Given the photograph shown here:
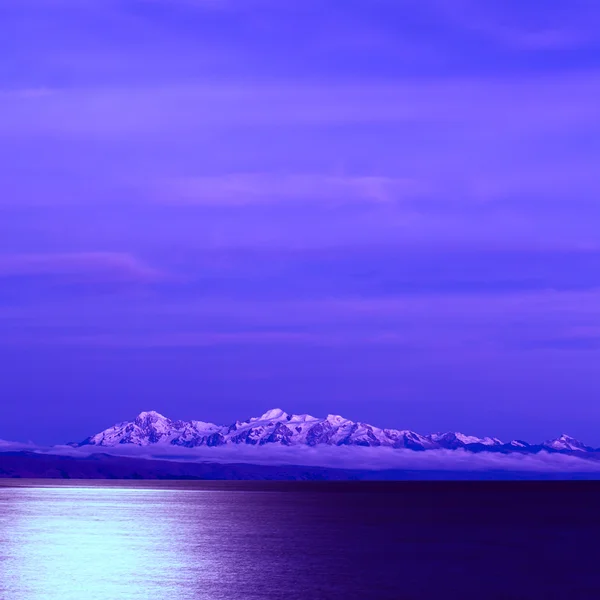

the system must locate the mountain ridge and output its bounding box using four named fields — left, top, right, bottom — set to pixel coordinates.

left=78, top=409, right=599, bottom=456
